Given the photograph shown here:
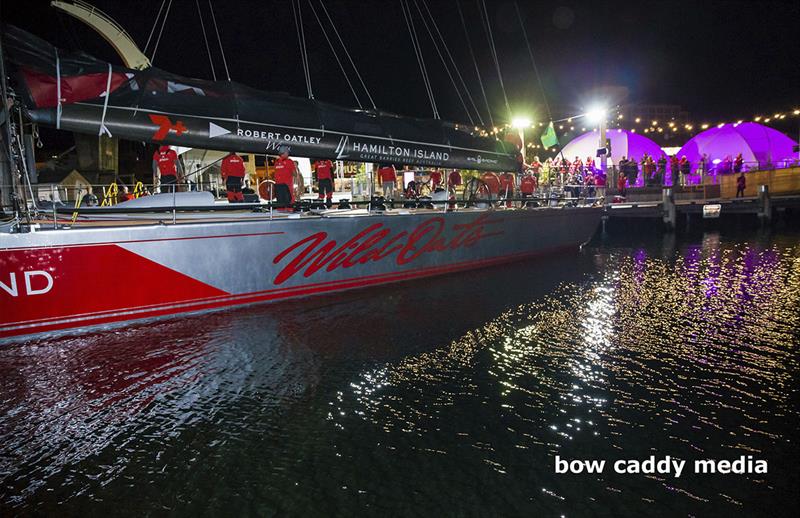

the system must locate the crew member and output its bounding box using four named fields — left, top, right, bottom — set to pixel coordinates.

left=429, top=168, right=443, bottom=189
left=118, top=185, right=135, bottom=203
left=274, top=147, right=296, bottom=208
left=152, top=145, right=183, bottom=193
left=221, top=151, right=246, bottom=203
left=81, top=188, right=99, bottom=207
left=378, top=163, right=397, bottom=199
left=481, top=172, right=501, bottom=200
left=520, top=173, right=537, bottom=199
left=314, top=158, right=335, bottom=207
left=448, top=169, right=462, bottom=189
left=499, top=172, right=515, bottom=207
